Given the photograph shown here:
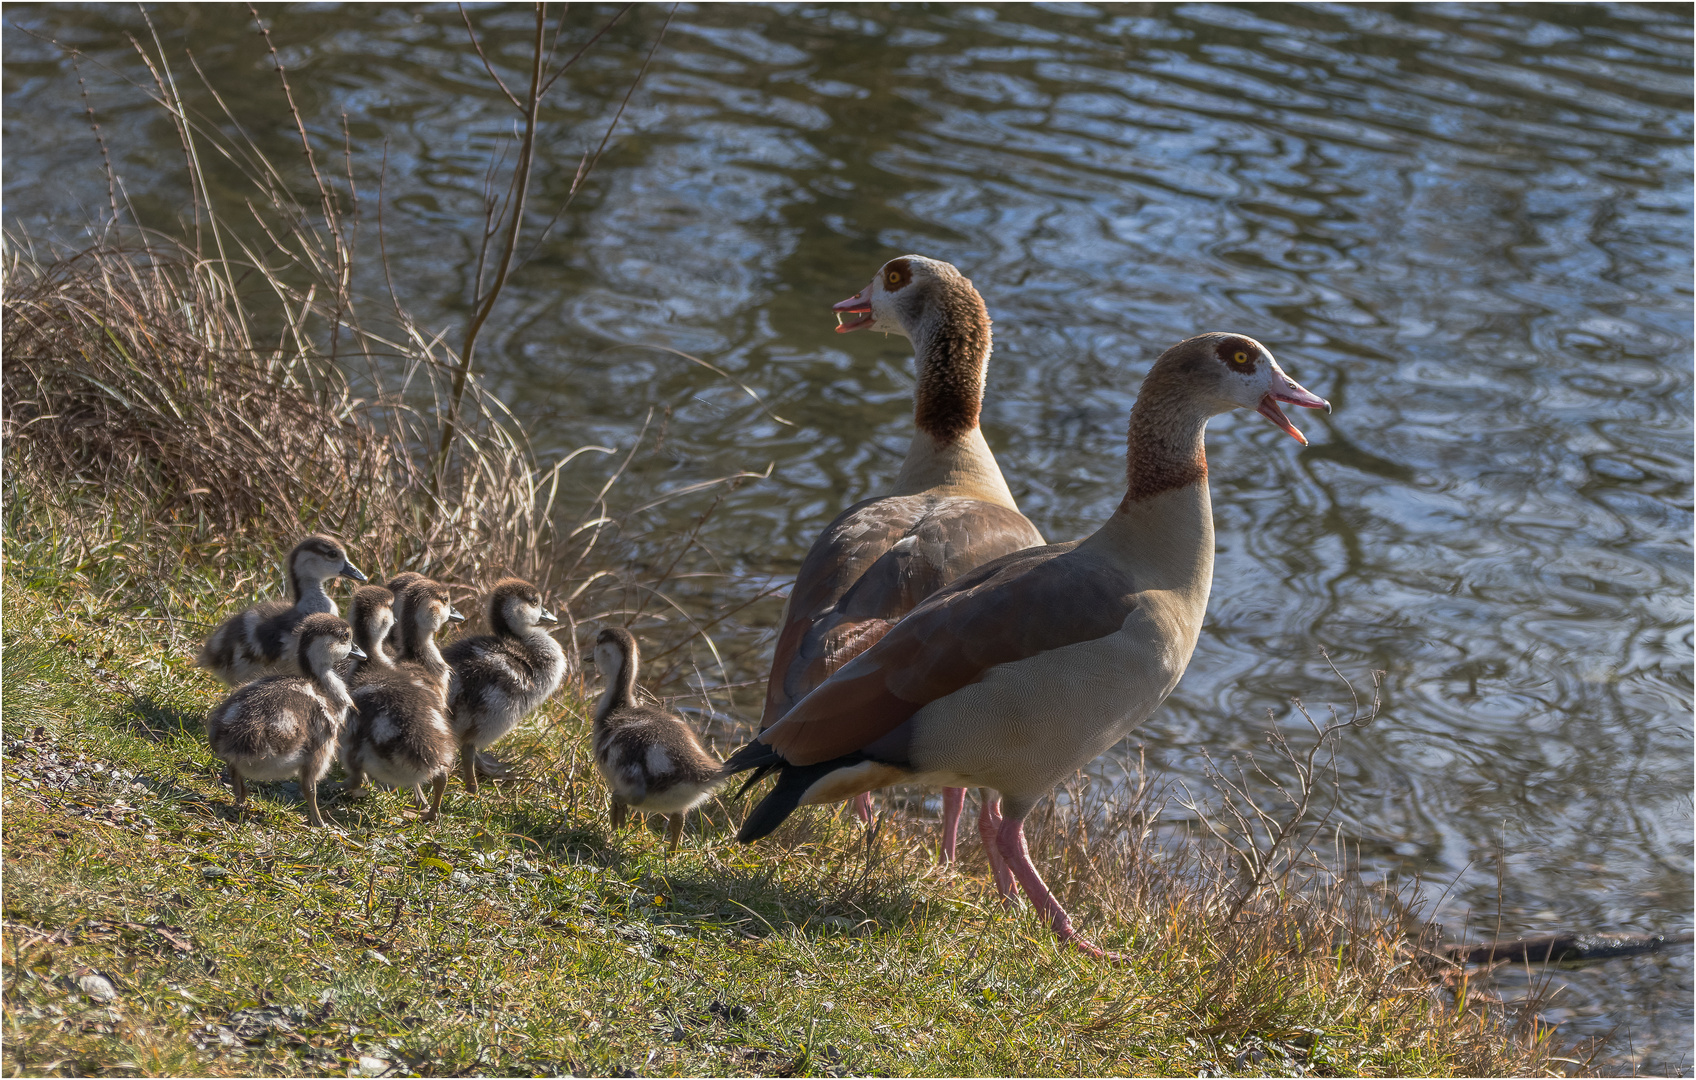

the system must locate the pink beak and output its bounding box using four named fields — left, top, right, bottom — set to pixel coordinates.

left=832, top=285, right=875, bottom=334
left=1255, top=365, right=1330, bottom=445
